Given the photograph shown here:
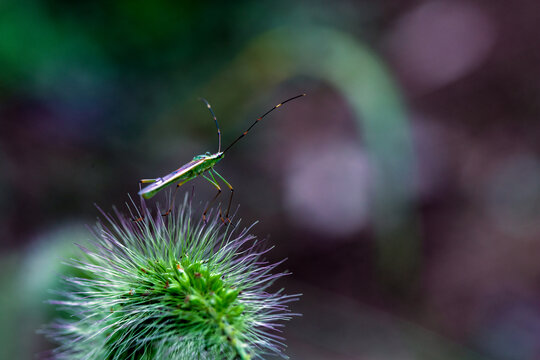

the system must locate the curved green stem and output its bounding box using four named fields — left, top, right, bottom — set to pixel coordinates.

left=194, top=25, right=420, bottom=288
